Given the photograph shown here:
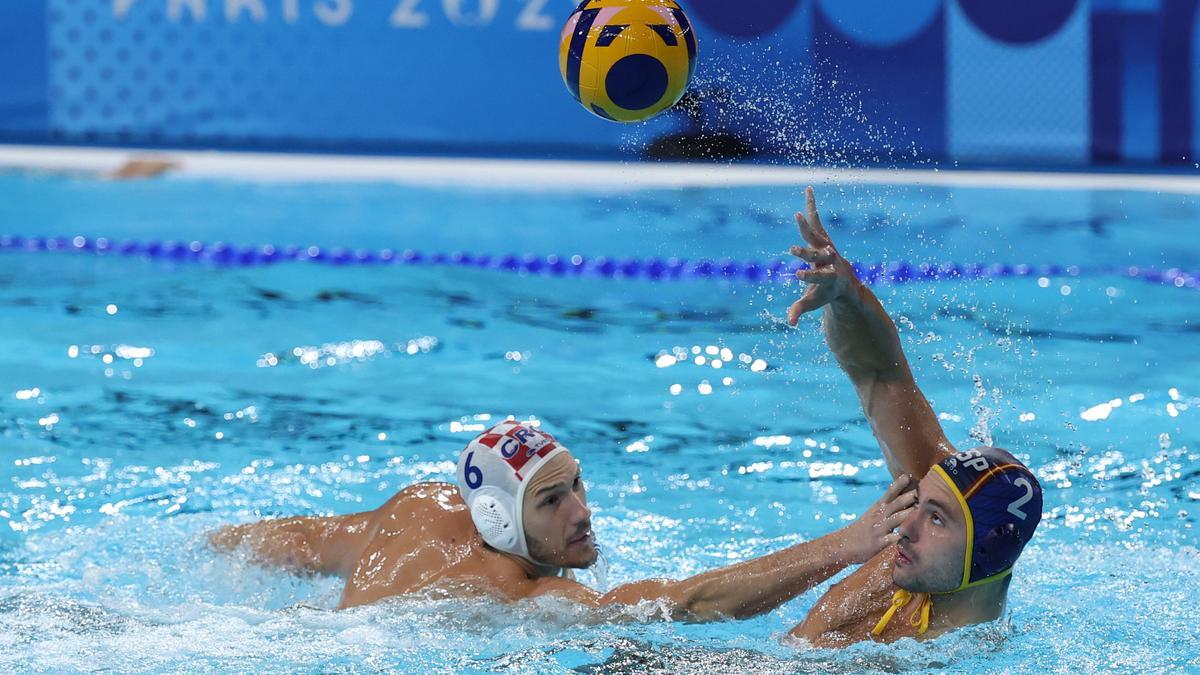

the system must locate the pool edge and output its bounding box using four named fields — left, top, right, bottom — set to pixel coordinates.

left=2, top=144, right=1200, bottom=195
